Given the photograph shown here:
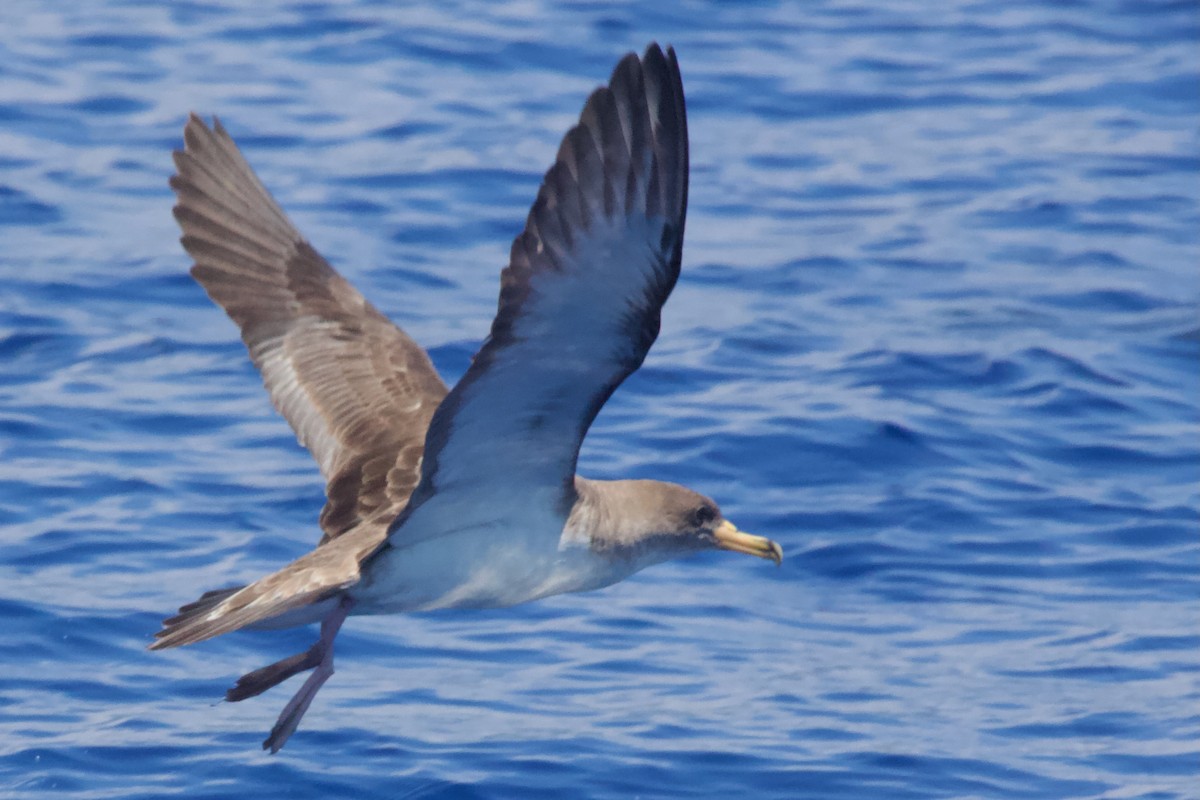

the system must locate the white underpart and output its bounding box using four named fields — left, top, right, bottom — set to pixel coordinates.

left=369, top=215, right=671, bottom=607
left=352, top=486, right=643, bottom=614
